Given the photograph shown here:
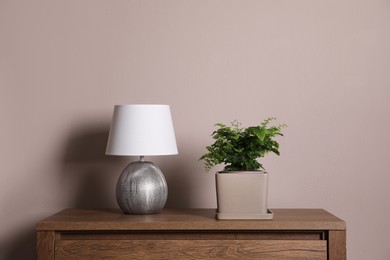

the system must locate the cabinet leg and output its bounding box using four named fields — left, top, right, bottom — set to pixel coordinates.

left=328, top=230, right=346, bottom=260
left=37, top=231, right=55, bottom=260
